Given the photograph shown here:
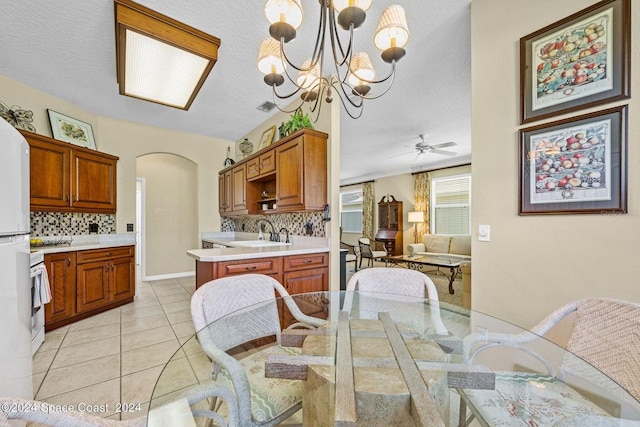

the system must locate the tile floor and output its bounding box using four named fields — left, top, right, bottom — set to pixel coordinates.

left=32, top=275, right=209, bottom=422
